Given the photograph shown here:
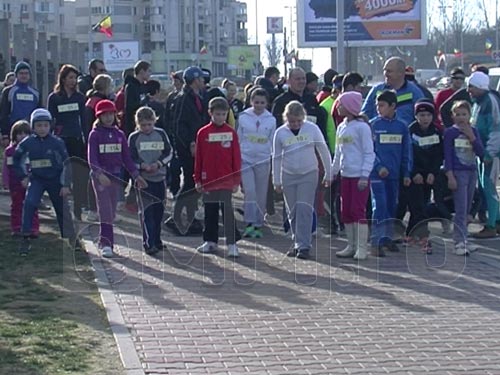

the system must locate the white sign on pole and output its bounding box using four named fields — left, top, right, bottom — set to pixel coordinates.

left=102, top=41, right=140, bottom=72
left=267, top=17, right=283, bottom=34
